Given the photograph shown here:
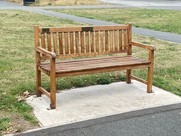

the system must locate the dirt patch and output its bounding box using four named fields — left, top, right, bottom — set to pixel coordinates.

left=0, top=111, right=39, bottom=135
